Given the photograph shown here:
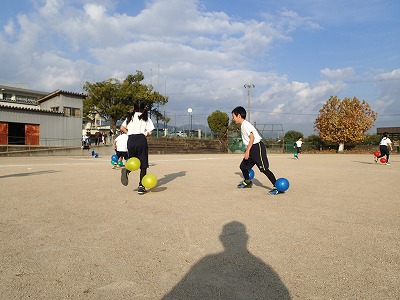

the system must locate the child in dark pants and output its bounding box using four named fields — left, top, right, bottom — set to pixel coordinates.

left=375, top=132, right=392, bottom=165
left=119, top=102, right=155, bottom=194
left=232, top=106, right=281, bottom=195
